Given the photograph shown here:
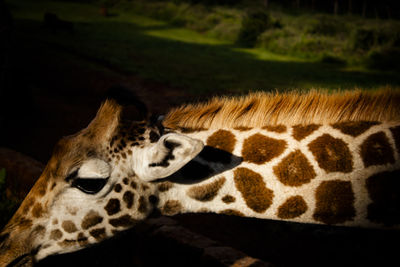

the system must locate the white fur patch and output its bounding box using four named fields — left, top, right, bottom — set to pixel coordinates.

left=78, top=159, right=111, bottom=178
